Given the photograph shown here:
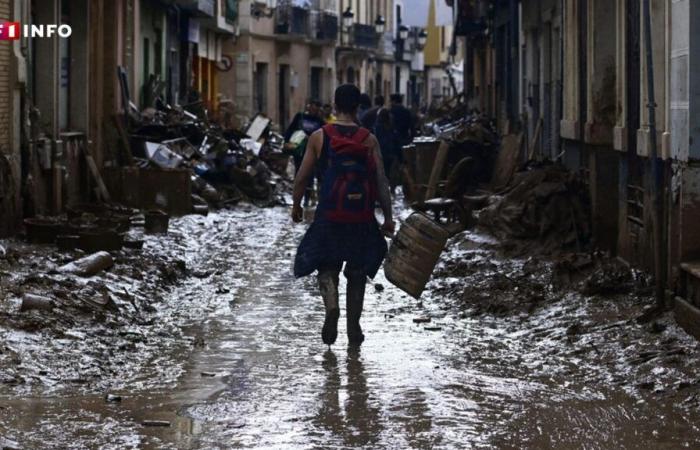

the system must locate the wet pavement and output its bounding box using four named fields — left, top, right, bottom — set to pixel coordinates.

left=2, top=204, right=700, bottom=449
